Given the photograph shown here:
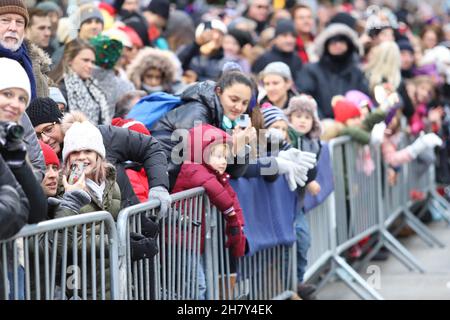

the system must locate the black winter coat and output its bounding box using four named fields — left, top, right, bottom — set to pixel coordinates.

left=151, top=81, right=249, bottom=189
left=297, top=55, right=370, bottom=119
left=97, top=125, right=169, bottom=207
left=251, top=46, right=303, bottom=85
left=178, top=43, right=227, bottom=81
left=0, top=156, right=29, bottom=240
